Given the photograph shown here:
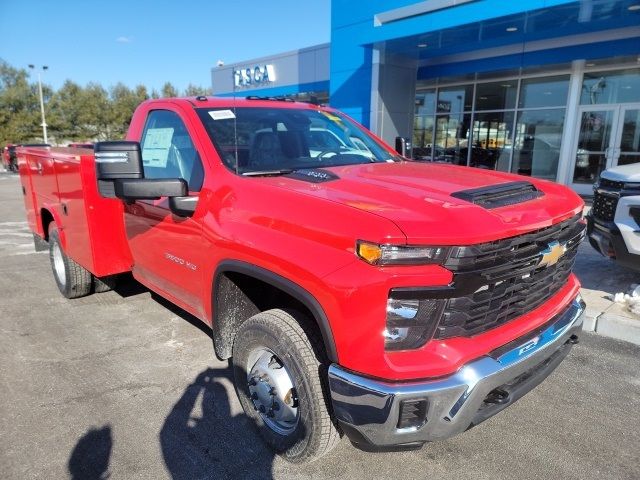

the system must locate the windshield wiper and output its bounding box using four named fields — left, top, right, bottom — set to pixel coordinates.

left=241, top=169, right=295, bottom=177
